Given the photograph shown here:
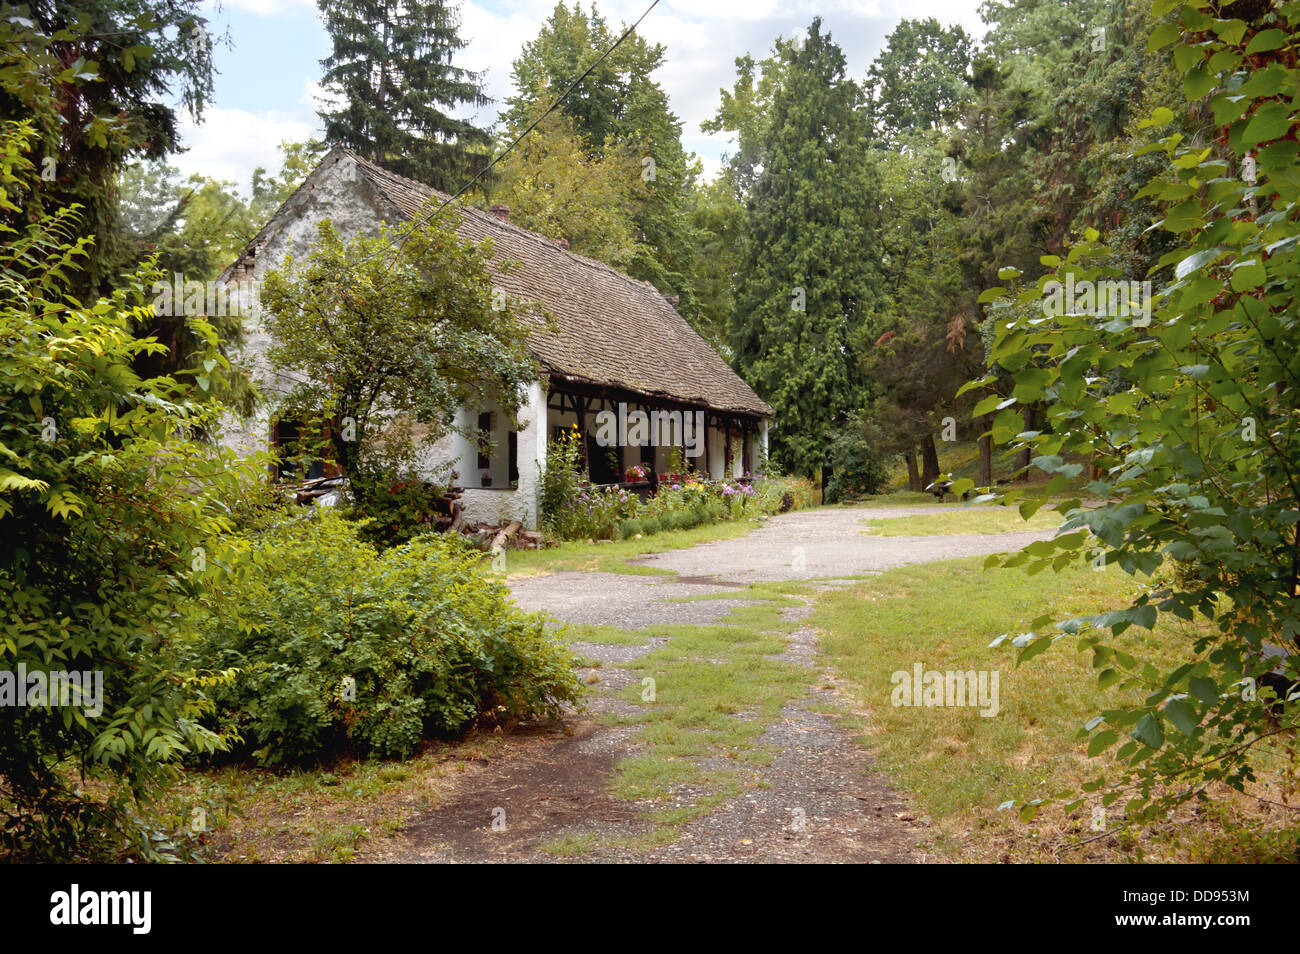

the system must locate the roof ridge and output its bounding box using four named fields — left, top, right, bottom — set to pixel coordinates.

left=340, top=147, right=673, bottom=301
